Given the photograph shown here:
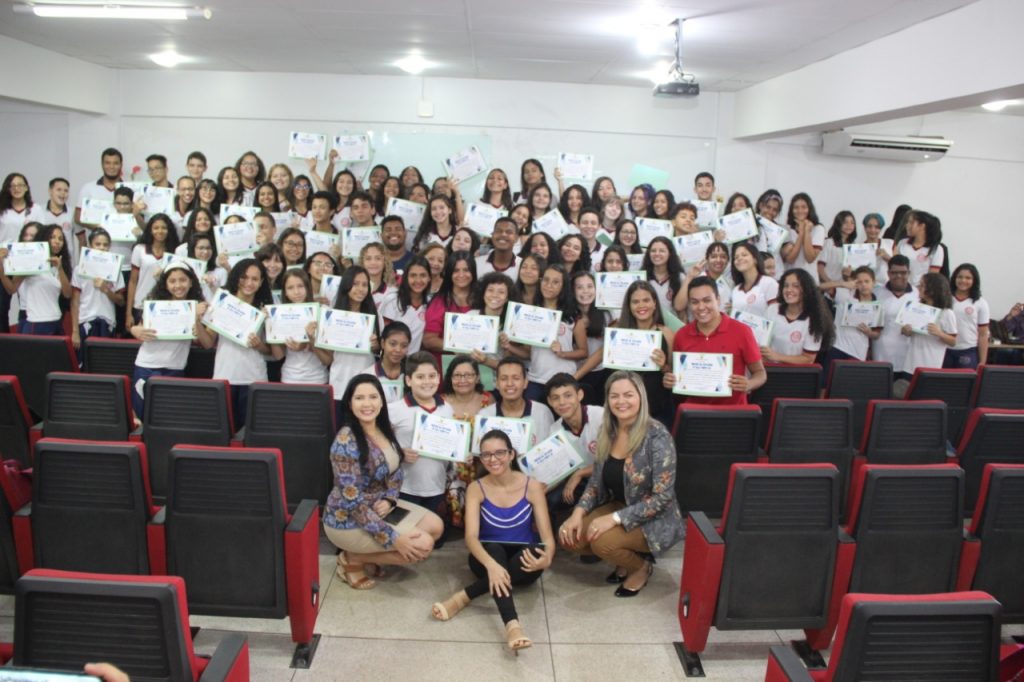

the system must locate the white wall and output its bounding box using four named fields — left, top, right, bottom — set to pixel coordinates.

left=2, top=69, right=1022, bottom=314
